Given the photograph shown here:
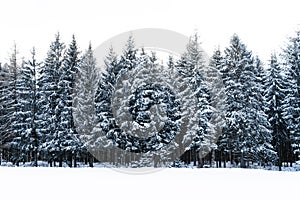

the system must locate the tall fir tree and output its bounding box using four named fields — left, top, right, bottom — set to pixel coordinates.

left=283, top=30, right=300, bottom=86
left=265, top=53, right=292, bottom=170
left=282, top=30, right=300, bottom=162
left=5, top=45, right=21, bottom=165
left=12, top=48, right=40, bottom=166
left=221, top=34, right=275, bottom=167
left=176, top=33, right=214, bottom=166
left=56, top=35, right=81, bottom=167
left=73, top=43, right=99, bottom=167
left=282, top=65, right=300, bottom=163
left=94, top=46, right=120, bottom=164
left=119, top=35, right=138, bottom=71
left=37, top=33, right=65, bottom=167
left=124, top=50, right=181, bottom=166
left=103, top=36, right=139, bottom=165
left=0, top=62, right=16, bottom=164
left=209, top=48, right=227, bottom=167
